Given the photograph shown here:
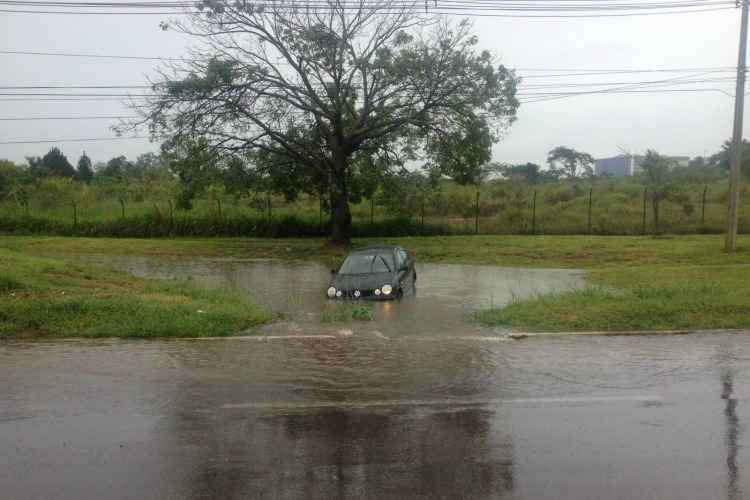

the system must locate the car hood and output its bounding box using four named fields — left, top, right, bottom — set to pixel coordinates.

left=331, top=272, right=396, bottom=291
